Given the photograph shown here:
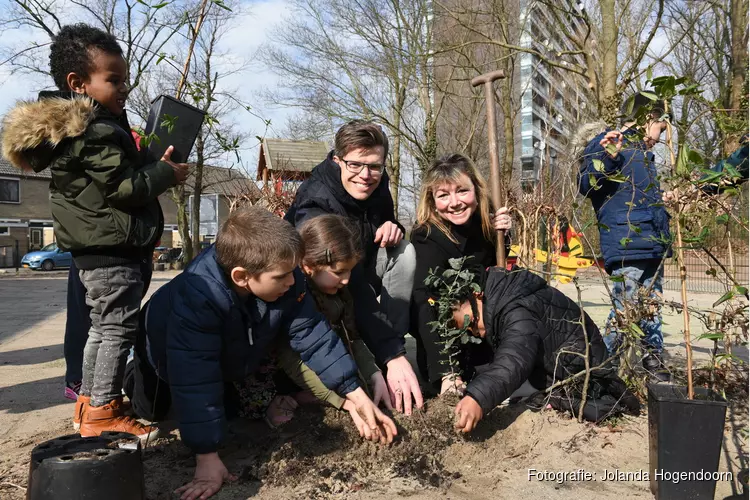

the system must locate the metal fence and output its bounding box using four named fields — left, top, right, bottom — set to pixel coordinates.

left=663, top=249, right=749, bottom=294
